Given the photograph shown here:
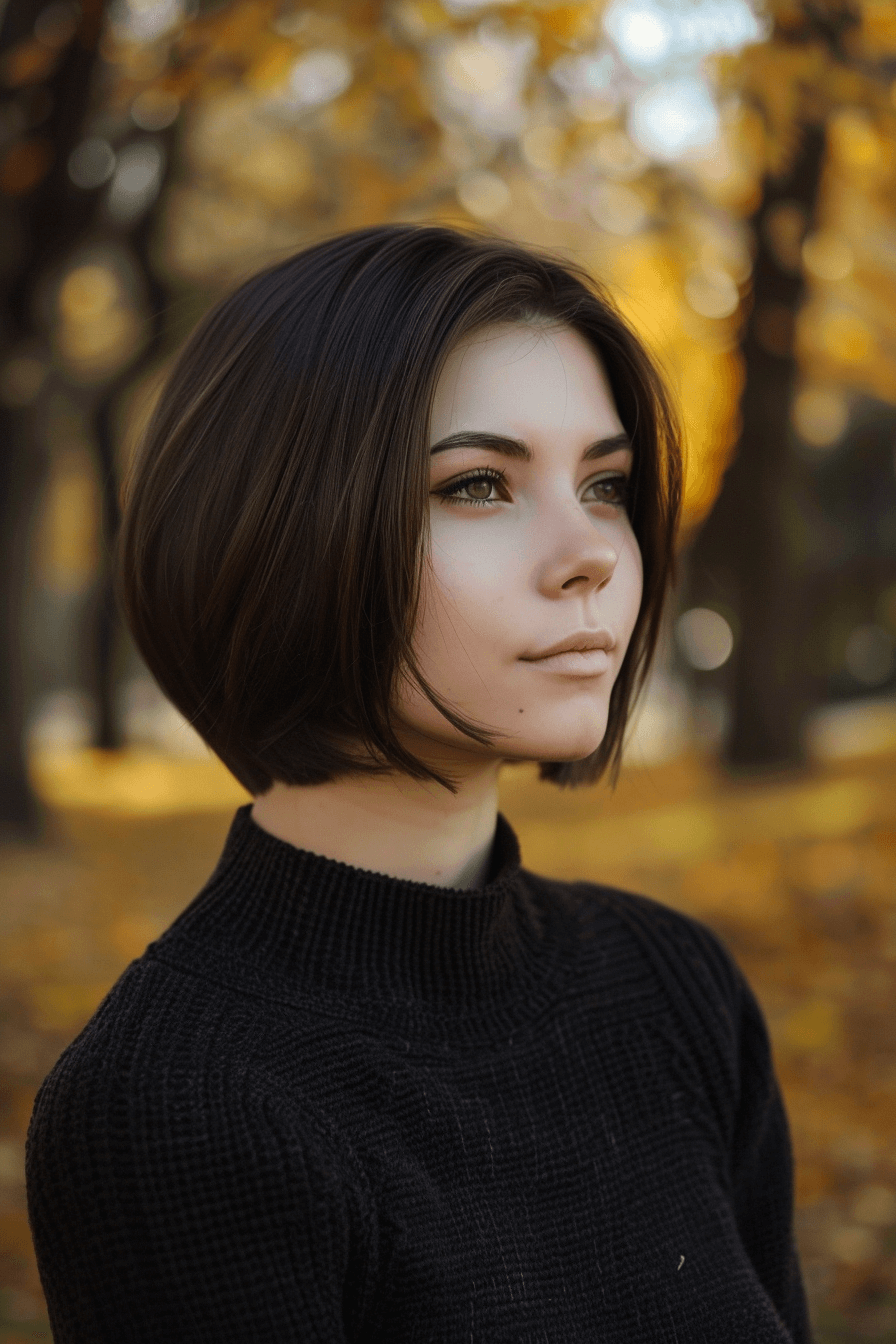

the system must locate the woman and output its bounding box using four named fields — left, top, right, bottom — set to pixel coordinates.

left=26, top=225, right=812, bottom=1342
